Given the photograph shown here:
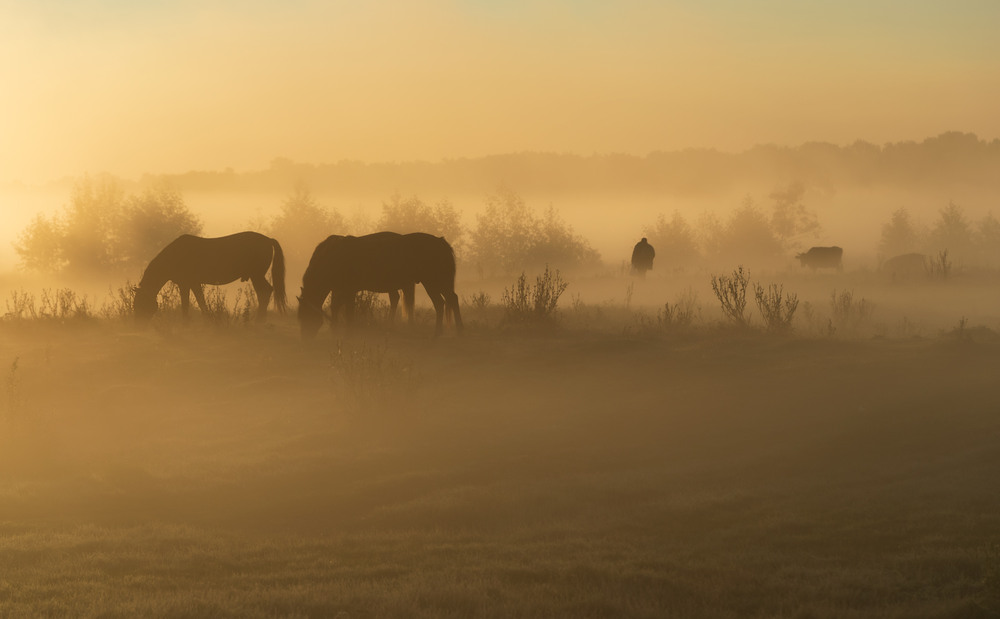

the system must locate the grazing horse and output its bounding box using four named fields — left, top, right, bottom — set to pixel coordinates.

left=298, top=231, right=463, bottom=338
left=134, top=231, right=287, bottom=323
left=796, top=246, right=843, bottom=271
